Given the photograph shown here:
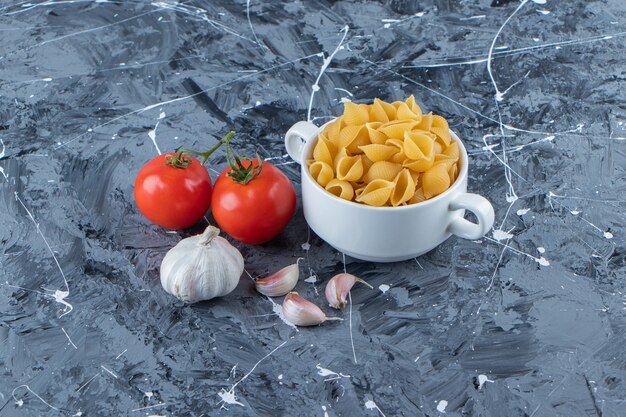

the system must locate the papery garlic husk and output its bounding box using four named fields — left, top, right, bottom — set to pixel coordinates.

left=325, top=273, right=373, bottom=309
left=255, top=263, right=299, bottom=297
left=282, top=292, right=342, bottom=326
left=160, top=226, right=244, bottom=303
